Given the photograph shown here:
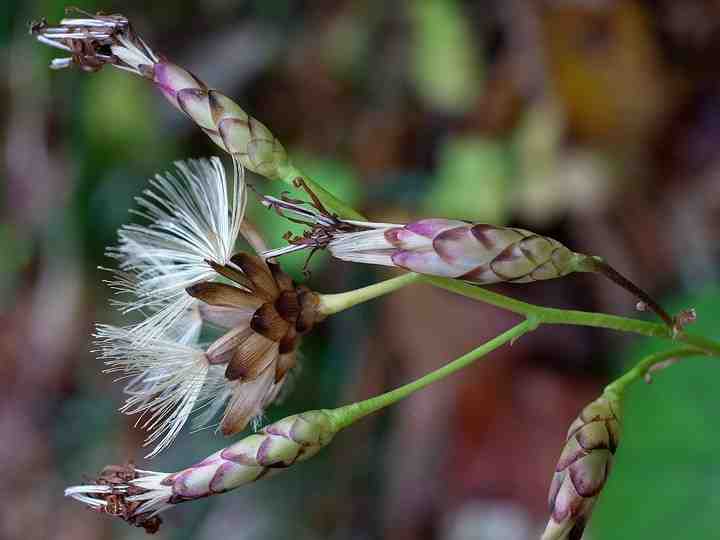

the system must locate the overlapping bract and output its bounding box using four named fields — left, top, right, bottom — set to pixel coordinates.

left=328, top=219, right=584, bottom=284
left=542, top=393, right=621, bottom=540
